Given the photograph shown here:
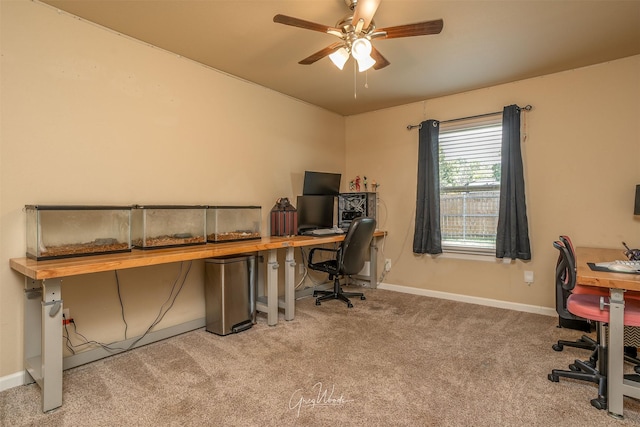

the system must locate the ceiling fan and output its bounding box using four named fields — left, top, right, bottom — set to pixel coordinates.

left=273, top=0, right=443, bottom=72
